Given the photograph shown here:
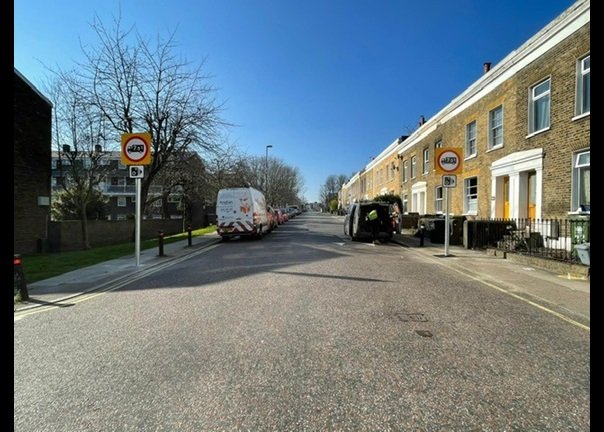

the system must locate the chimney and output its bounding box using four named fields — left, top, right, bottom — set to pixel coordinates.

left=418, top=115, right=426, bottom=127
left=95, top=144, right=103, bottom=152
left=483, top=62, right=492, bottom=74
left=62, top=144, right=71, bottom=152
